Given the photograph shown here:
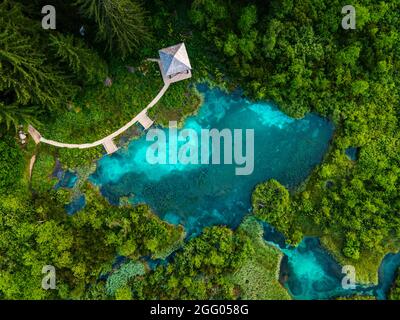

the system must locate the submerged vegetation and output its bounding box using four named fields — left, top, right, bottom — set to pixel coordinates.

left=191, top=0, right=400, bottom=284
left=126, top=217, right=288, bottom=300
left=0, top=0, right=400, bottom=300
left=229, top=217, right=291, bottom=300
left=388, top=268, right=400, bottom=300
